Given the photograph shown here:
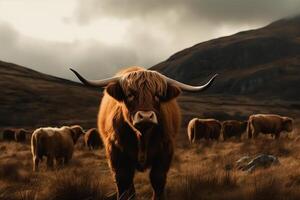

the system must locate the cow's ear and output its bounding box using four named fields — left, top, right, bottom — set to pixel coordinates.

left=162, top=84, right=181, bottom=102
left=106, top=82, right=124, bottom=101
